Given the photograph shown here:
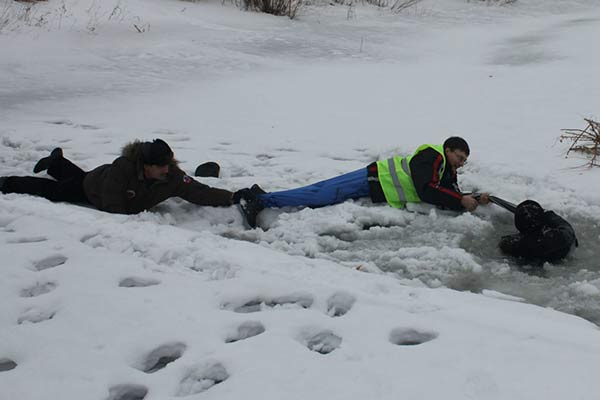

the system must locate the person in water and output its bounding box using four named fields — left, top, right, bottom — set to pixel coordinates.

left=499, top=200, right=578, bottom=264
